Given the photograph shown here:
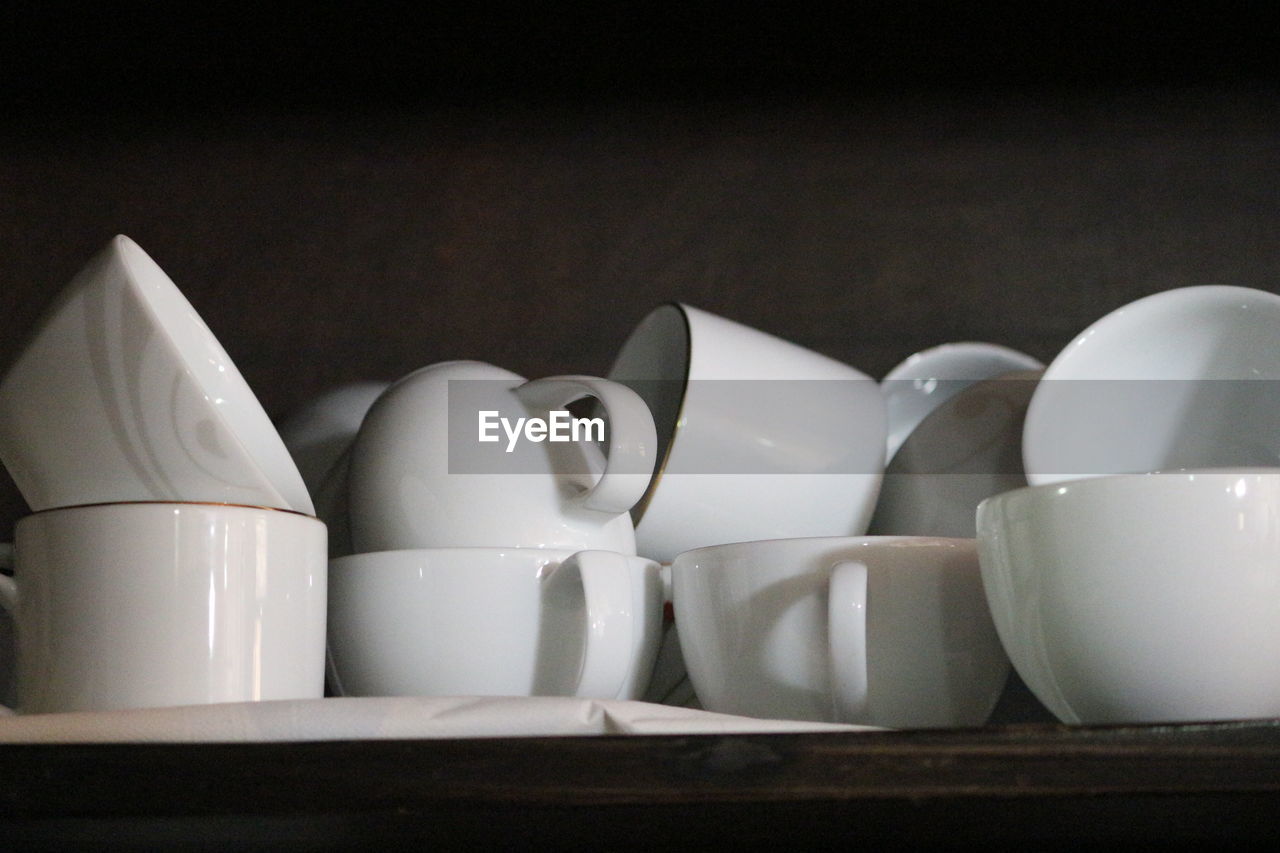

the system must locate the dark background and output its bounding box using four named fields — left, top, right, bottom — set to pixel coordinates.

left=3, top=3, right=1280, bottom=534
